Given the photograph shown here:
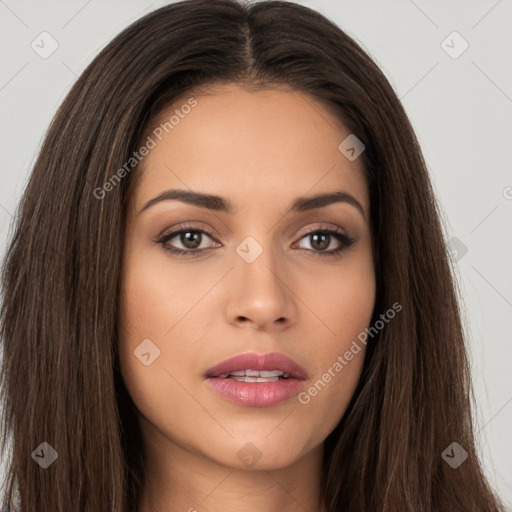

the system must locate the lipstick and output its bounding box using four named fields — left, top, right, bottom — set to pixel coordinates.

left=205, top=352, right=308, bottom=407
